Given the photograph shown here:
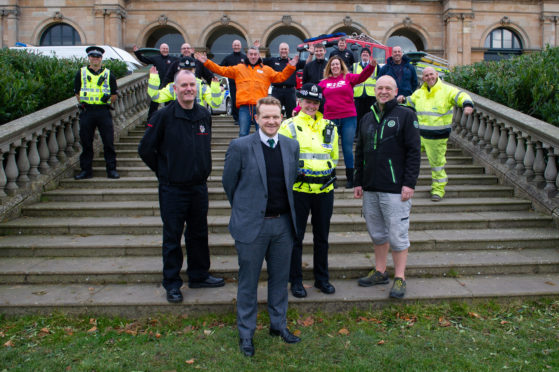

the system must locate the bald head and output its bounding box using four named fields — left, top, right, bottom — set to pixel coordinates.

left=422, top=67, right=439, bottom=88
left=160, top=43, right=169, bottom=56
left=392, top=46, right=403, bottom=64
left=279, top=42, right=289, bottom=58
left=232, top=40, right=242, bottom=53
left=375, top=75, right=398, bottom=106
